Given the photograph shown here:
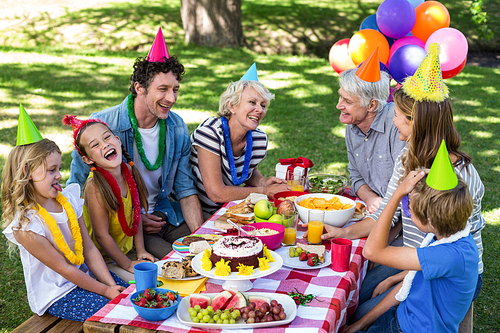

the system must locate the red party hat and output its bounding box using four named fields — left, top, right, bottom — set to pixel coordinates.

left=147, top=27, right=170, bottom=62
left=63, top=115, right=107, bottom=155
